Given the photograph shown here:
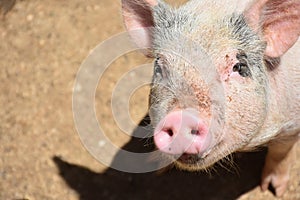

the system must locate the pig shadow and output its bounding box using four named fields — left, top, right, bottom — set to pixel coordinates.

left=53, top=115, right=268, bottom=200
